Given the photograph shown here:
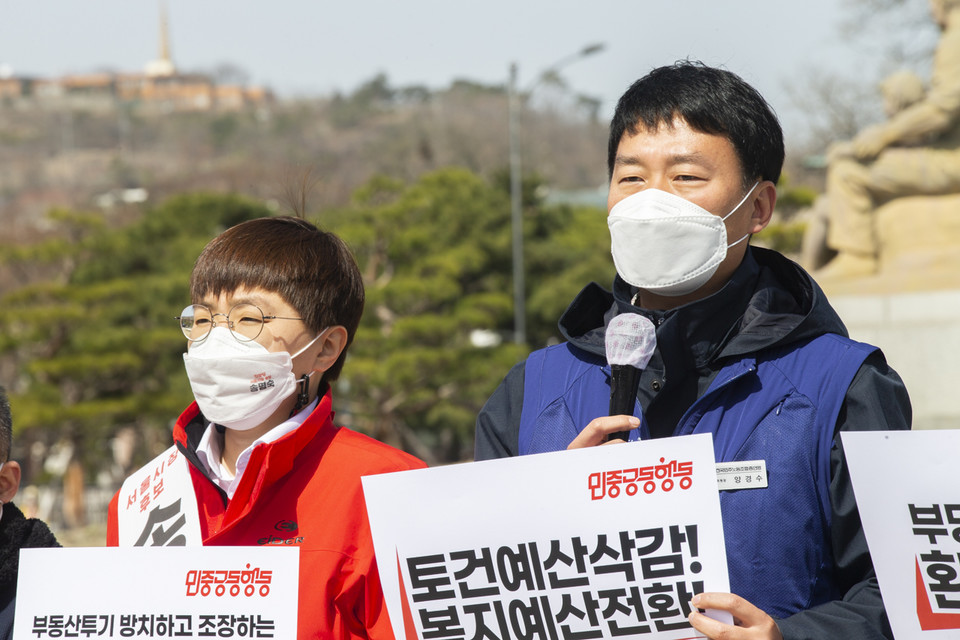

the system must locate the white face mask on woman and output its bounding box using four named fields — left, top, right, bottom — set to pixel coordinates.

left=182, top=327, right=325, bottom=431
left=607, top=183, right=759, bottom=297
